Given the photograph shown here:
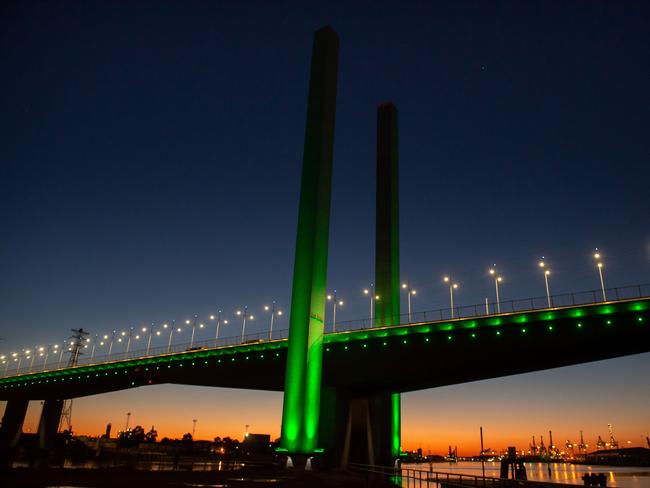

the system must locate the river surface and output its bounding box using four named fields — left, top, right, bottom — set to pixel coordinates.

left=402, top=462, right=650, bottom=488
